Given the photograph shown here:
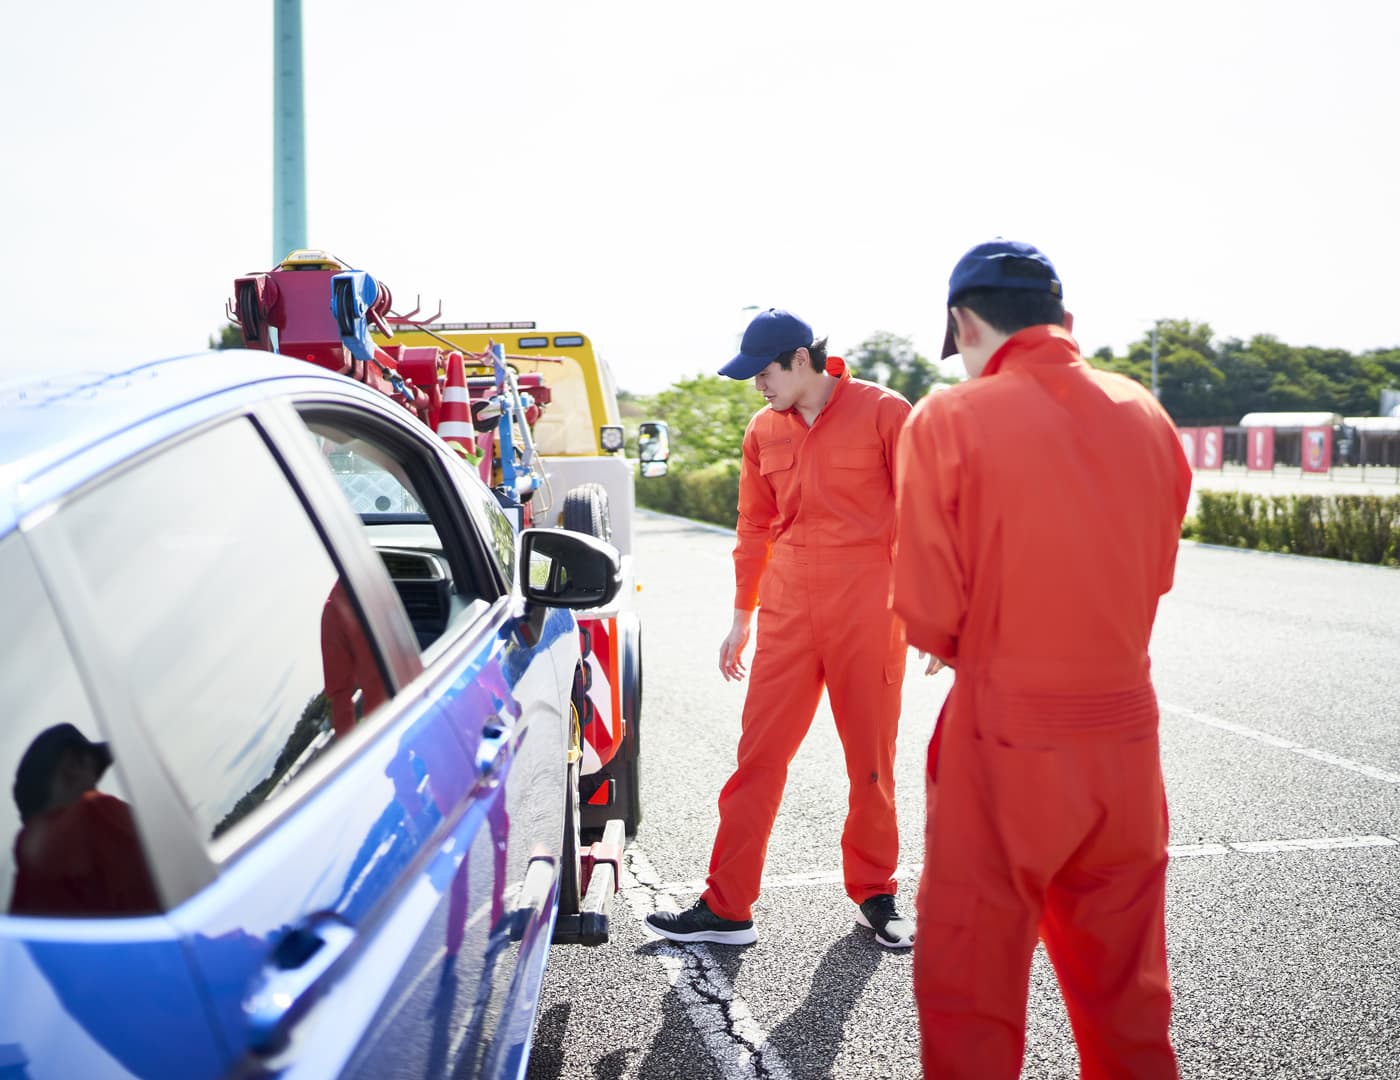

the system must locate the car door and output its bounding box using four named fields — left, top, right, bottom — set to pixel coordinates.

left=25, top=393, right=572, bottom=1078
left=271, top=396, right=577, bottom=1078
left=0, top=530, right=227, bottom=1080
